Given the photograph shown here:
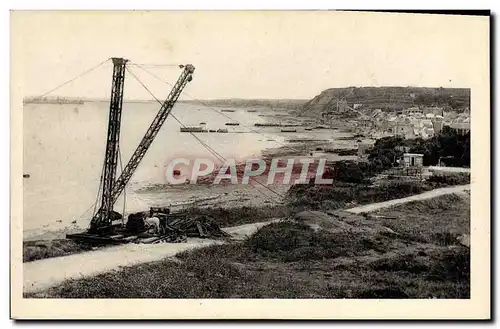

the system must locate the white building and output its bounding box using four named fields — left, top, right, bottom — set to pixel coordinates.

left=402, top=153, right=424, bottom=167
